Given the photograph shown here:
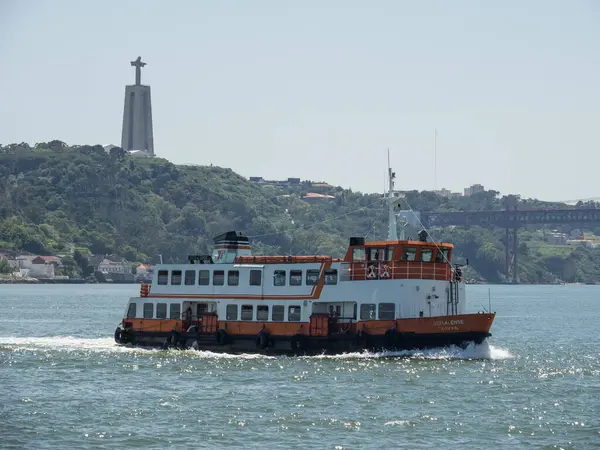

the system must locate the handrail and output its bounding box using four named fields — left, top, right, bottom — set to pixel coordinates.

left=347, top=261, right=452, bottom=281
left=235, top=255, right=344, bottom=264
